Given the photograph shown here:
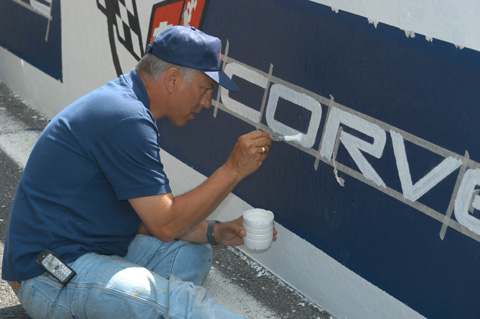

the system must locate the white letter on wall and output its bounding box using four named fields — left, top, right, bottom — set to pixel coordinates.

left=30, top=0, right=52, bottom=17
left=454, top=168, right=480, bottom=236
left=320, top=107, right=386, bottom=187
left=391, top=130, right=462, bottom=202
left=221, top=62, right=267, bottom=124
left=265, top=83, right=322, bottom=148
